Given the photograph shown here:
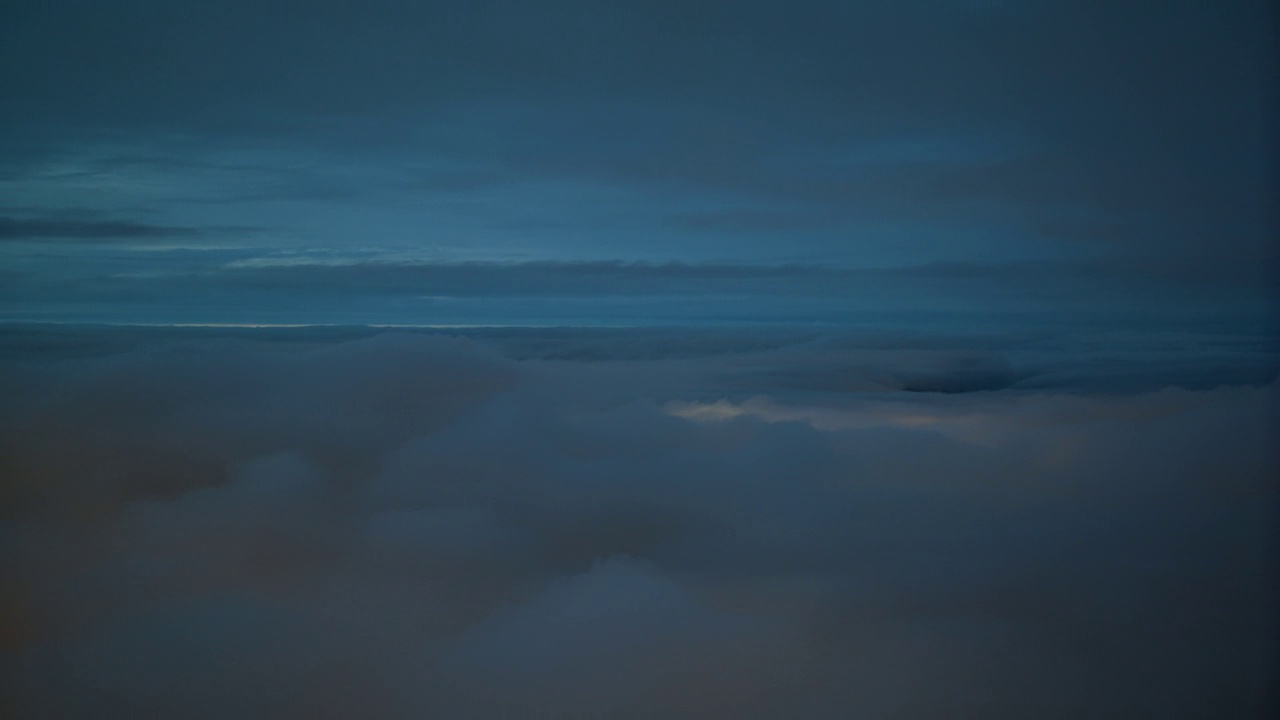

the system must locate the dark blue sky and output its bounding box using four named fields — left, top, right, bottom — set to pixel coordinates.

left=0, top=0, right=1274, bottom=326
